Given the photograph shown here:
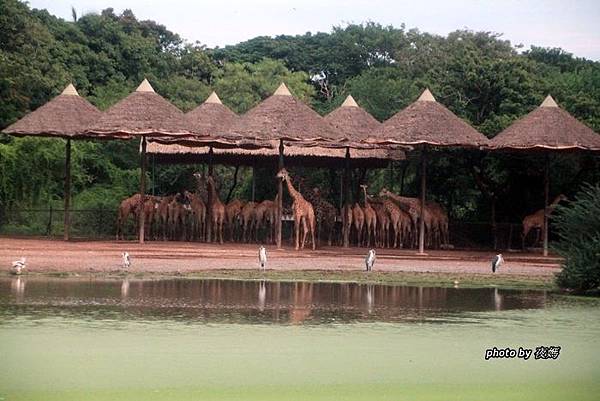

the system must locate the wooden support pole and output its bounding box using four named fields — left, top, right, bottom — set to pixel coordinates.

left=276, top=140, right=284, bottom=249
left=343, top=147, right=351, bottom=248
left=251, top=160, right=256, bottom=202
left=63, top=138, right=71, bottom=241
left=418, top=149, right=427, bottom=255
left=543, top=154, right=550, bottom=257
left=138, top=136, right=147, bottom=244
left=207, top=146, right=214, bottom=243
